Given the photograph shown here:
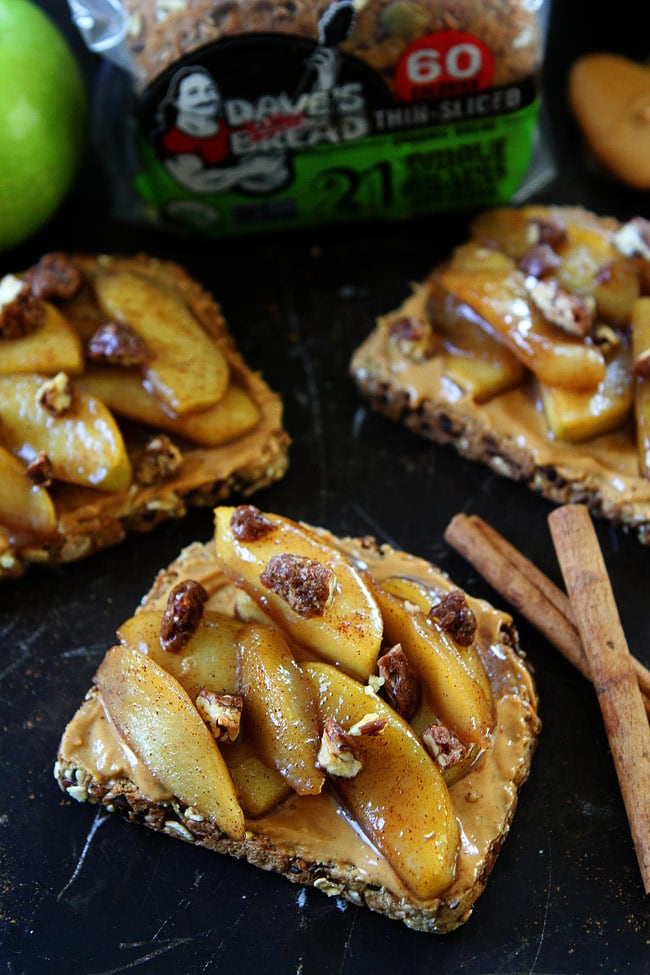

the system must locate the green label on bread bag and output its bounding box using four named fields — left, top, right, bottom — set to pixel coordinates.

left=133, top=22, right=541, bottom=235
